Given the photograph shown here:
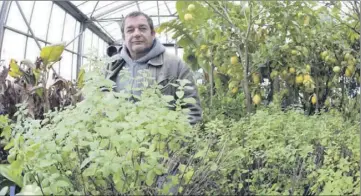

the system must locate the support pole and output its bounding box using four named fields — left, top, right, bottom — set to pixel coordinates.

left=0, top=1, right=10, bottom=60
